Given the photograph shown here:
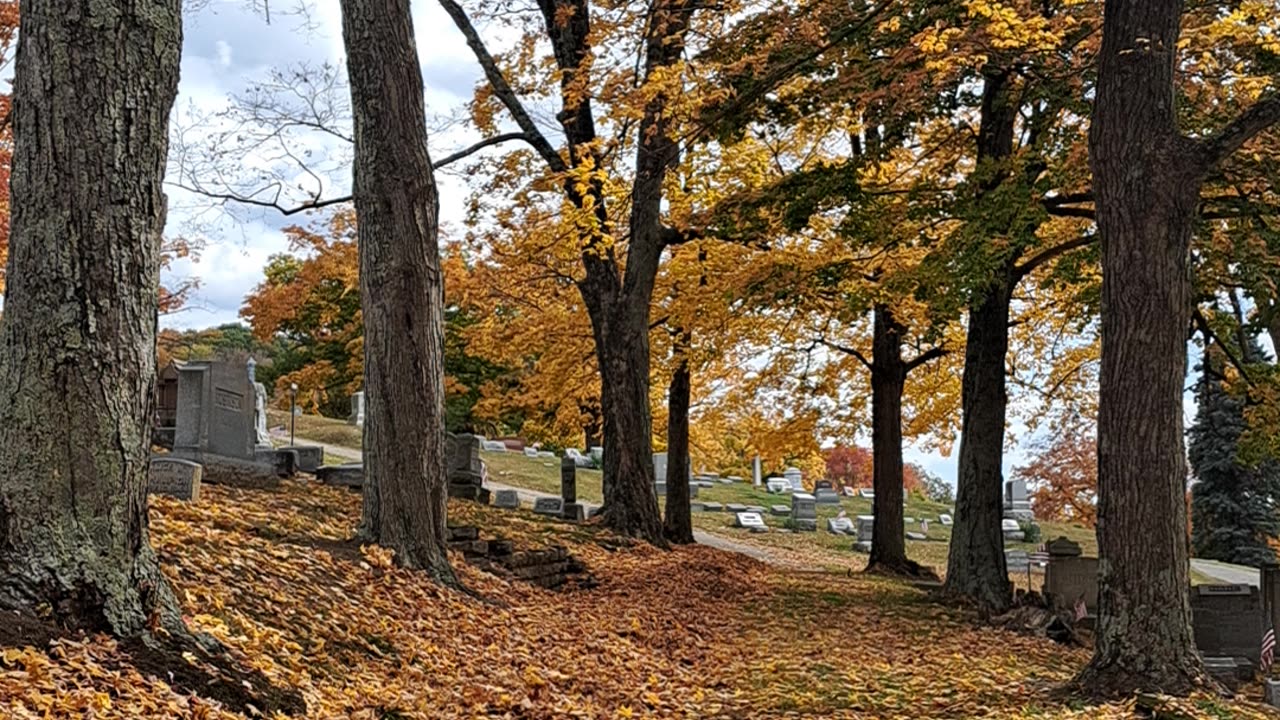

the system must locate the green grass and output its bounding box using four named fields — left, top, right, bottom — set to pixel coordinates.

left=266, top=410, right=364, bottom=449
left=273, top=411, right=1102, bottom=572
